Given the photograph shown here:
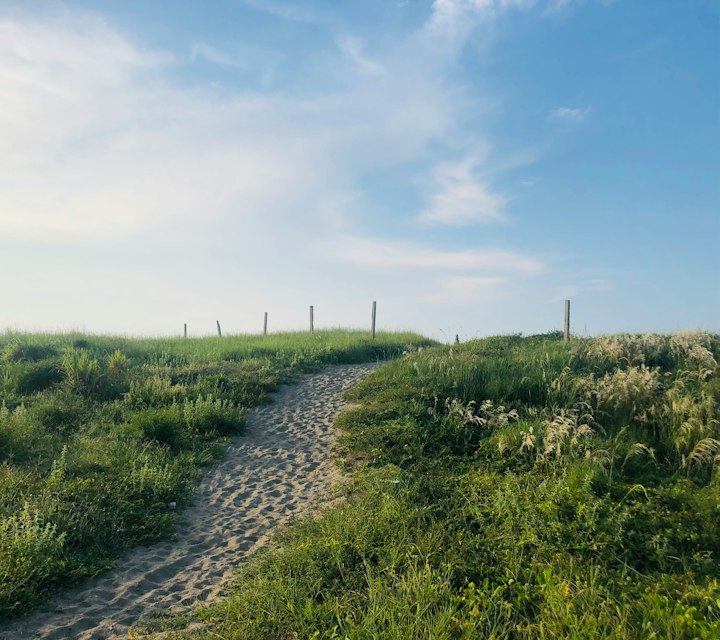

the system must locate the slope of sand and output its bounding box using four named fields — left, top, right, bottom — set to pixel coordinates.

left=0, top=363, right=378, bottom=640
